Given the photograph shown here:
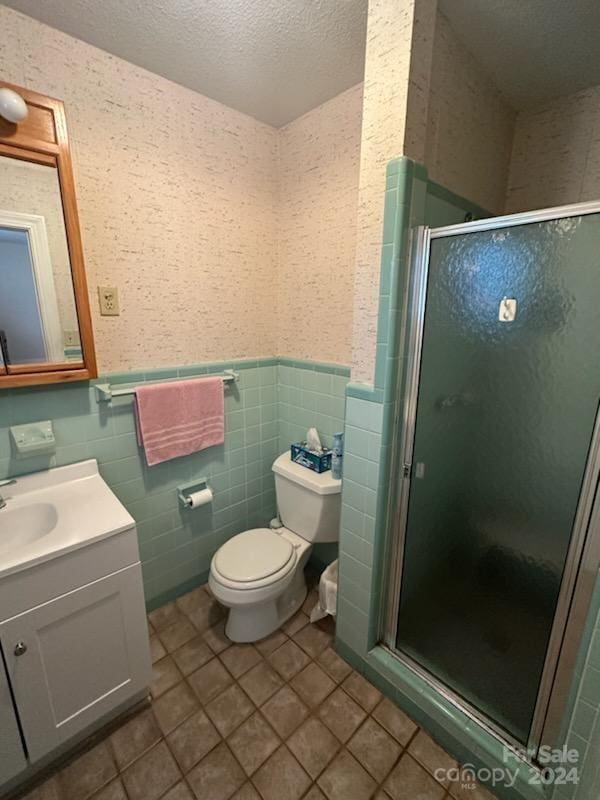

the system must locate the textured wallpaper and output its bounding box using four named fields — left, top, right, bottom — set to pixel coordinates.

left=425, top=11, right=515, bottom=215
left=0, top=6, right=366, bottom=373
left=350, top=0, right=519, bottom=382
left=350, top=0, right=421, bottom=384
left=278, top=84, right=363, bottom=365
left=506, top=86, right=600, bottom=214
left=1, top=6, right=279, bottom=373
left=5, top=3, right=595, bottom=384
